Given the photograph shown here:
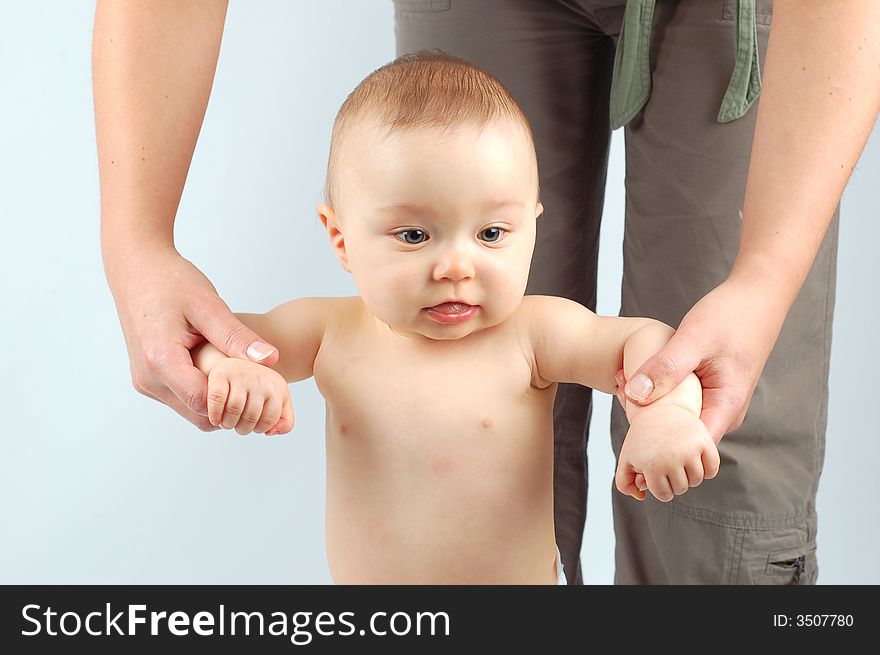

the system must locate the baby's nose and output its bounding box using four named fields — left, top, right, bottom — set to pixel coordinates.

left=433, top=247, right=475, bottom=281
